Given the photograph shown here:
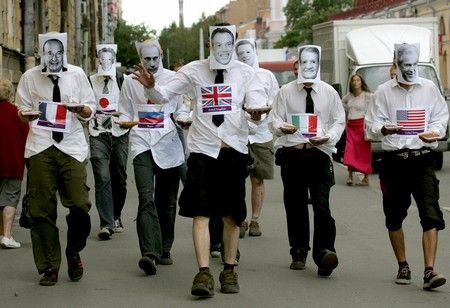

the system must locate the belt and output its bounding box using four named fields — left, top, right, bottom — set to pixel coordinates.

left=388, top=148, right=432, bottom=160
left=290, top=143, right=314, bottom=150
